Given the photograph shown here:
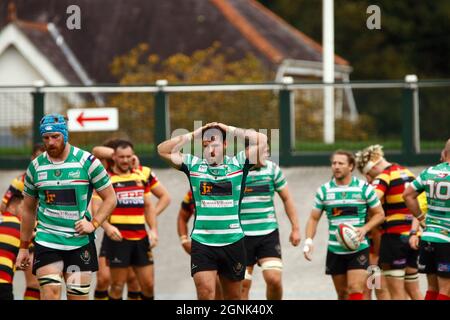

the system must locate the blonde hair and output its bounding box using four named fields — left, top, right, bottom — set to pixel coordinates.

left=355, top=144, right=384, bottom=174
